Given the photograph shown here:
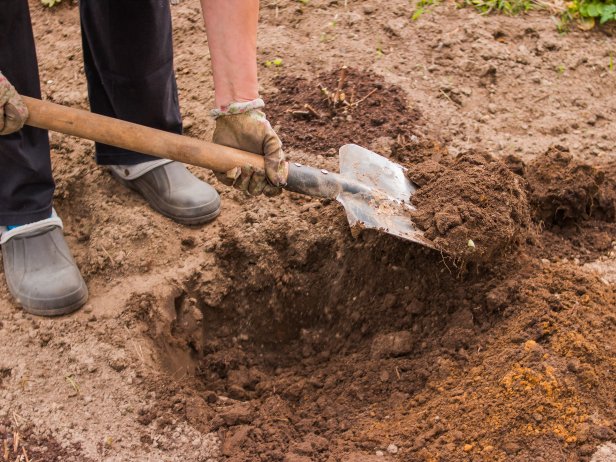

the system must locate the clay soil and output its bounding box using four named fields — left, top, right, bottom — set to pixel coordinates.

left=1, top=1, right=615, bottom=461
